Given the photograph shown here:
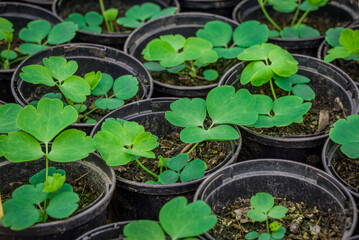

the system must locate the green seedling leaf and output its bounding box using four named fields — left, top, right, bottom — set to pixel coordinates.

left=329, top=115, right=359, bottom=158
left=84, top=71, right=102, bottom=90
left=339, top=28, right=359, bottom=53
left=253, top=95, right=273, bottom=114
left=104, top=8, right=118, bottom=22
left=207, top=86, right=258, bottom=125
left=167, top=64, right=185, bottom=73
left=258, top=233, right=271, bottom=240
left=144, top=62, right=167, bottom=71
left=247, top=209, right=267, bottom=222
left=159, top=197, right=217, bottom=239
left=233, top=20, right=269, bottom=47
left=272, top=226, right=286, bottom=239
left=95, top=98, right=124, bottom=110
left=268, top=0, right=298, bottom=13
left=16, top=98, right=78, bottom=143
left=66, top=13, right=86, bottom=29
left=274, top=74, right=310, bottom=91
left=269, top=48, right=298, bottom=77
left=307, top=0, right=328, bottom=6
left=160, top=34, right=186, bottom=51
left=0, top=17, right=14, bottom=33
left=300, top=0, right=325, bottom=11
left=42, top=92, right=62, bottom=100
left=116, top=17, right=143, bottom=29
left=246, top=231, right=260, bottom=240
left=281, top=25, right=320, bottom=39
left=150, top=7, right=177, bottom=20
left=203, top=69, right=218, bottom=81
left=92, top=73, right=114, bottom=96
left=269, top=30, right=280, bottom=37
left=86, top=119, right=97, bottom=124
left=179, top=159, right=206, bottom=182
left=43, top=56, right=78, bottom=83
left=12, top=183, right=48, bottom=204
left=325, top=27, right=345, bottom=47
left=29, top=167, right=65, bottom=186
left=292, top=83, right=315, bottom=100
left=20, top=65, right=55, bottom=86
left=167, top=153, right=189, bottom=172
left=47, top=22, right=77, bottom=45
left=214, top=47, right=244, bottom=59
left=113, top=75, right=139, bottom=100
left=0, top=103, right=22, bottom=133
left=46, top=191, right=79, bottom=219
left=59, top=75, right=91, bottom=102
left=180, top=125, right=239, bottom=143
left=126, top=3, right=161, bottom=22
left=19, top=19, right=51, bottom=44
left=0, top=50, right=17, bottom=60
left=237, top=43, right=281, bottom=61
left=268, top=206, right=288, bottom=219
left=124, top=220, right=166, bottom=240
left=86, top=11, right=103, bottom=26
left=43, top=173, right=66, bottom=193
left=159, top=170, right=179, bottom=184
left=66, top=12, right=103, bottom=33
left=196, top=20, right=233, bottom=47
left=251, top=192, right=274, bottom=213
left=270, top=221, right=281, bottom=232
left=324, top=46, right=352, bottom=62
left=240, top=61, right=273, bottom=86
left=19, top=43, right=49, bottom=55
left=48, top=129, right=95, bottom=162
left=124, top=132, right=158, bottom=158
left=73, top=104, right=87, bottom=113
